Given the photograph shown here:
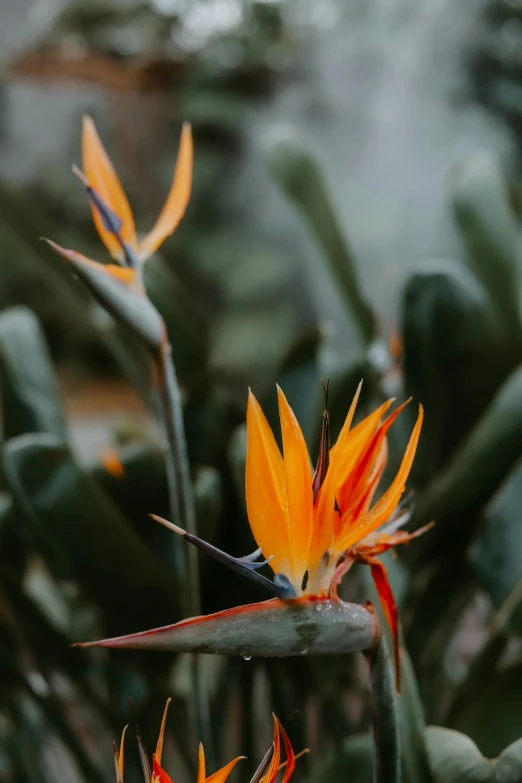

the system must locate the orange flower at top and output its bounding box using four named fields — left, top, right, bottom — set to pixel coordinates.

left=114, top=701, right=297, bottom=783
left=82, top=116, right=193, bottom=267
left=47, top=117, right=193, bottom=286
